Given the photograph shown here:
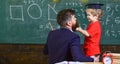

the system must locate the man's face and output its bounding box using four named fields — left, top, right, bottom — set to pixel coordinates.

left=72, top=21, right=79, bottom=31
left=71, top=15, right=79, bottom=31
